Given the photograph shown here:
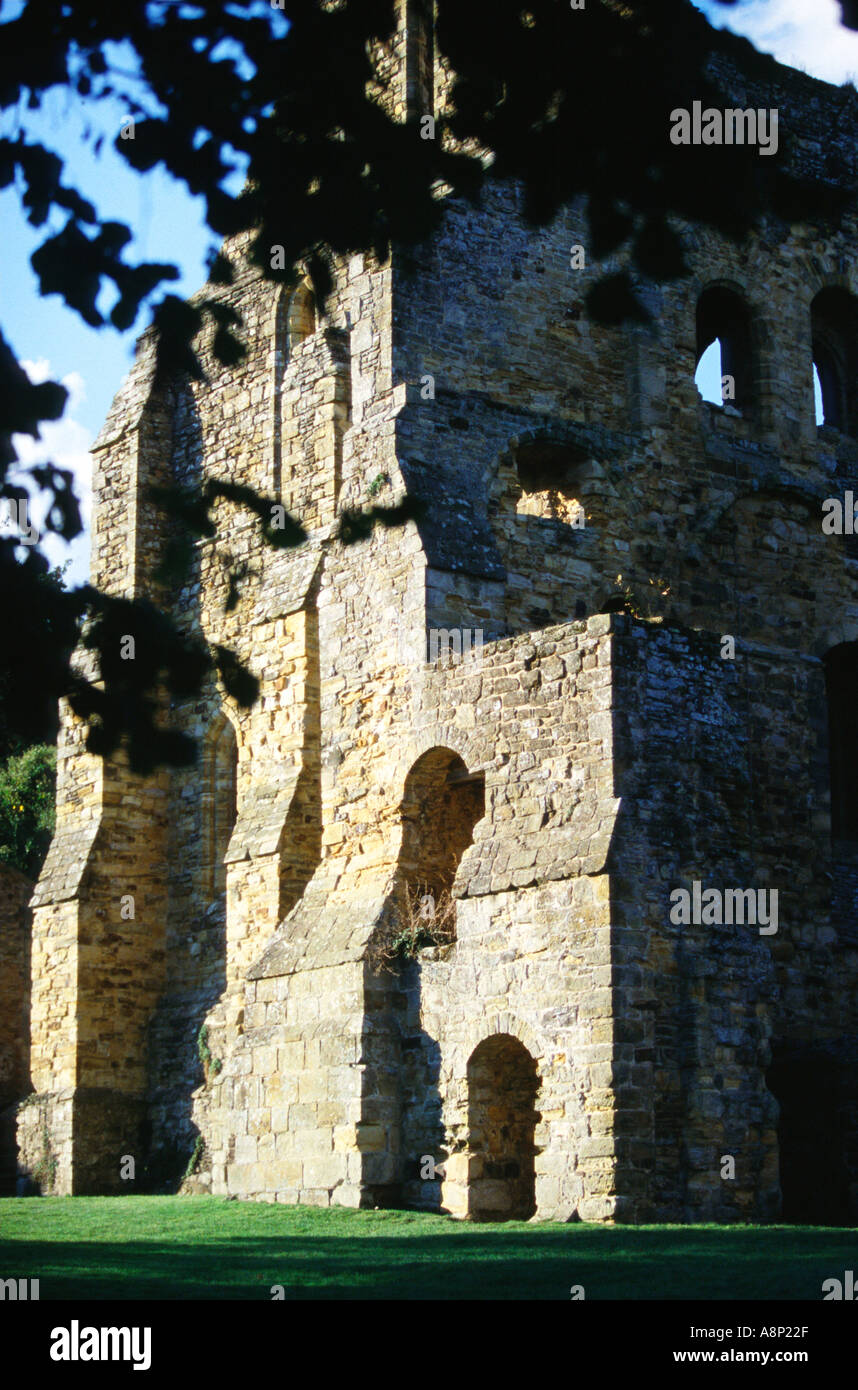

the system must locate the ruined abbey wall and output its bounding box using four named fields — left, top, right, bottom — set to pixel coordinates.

left=15, top=4, right=858, bottom=1221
